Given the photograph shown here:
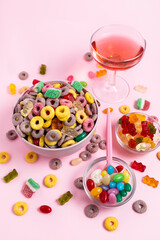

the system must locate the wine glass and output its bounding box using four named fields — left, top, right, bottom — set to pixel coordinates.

left=90, top=24, right=146, bottom=103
